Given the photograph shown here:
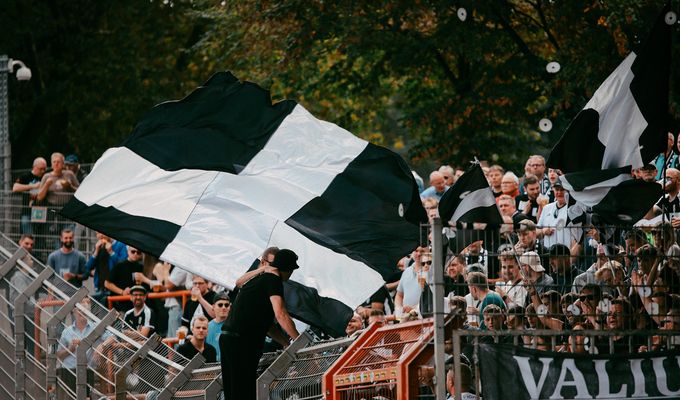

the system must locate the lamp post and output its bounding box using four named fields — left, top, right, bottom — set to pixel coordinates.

left=0, top=55, right=32, bottom=191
